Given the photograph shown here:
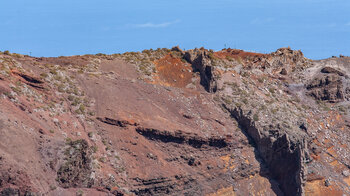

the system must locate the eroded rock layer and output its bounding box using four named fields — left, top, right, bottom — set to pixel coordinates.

left=0, top=48, right=350, bottom=195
